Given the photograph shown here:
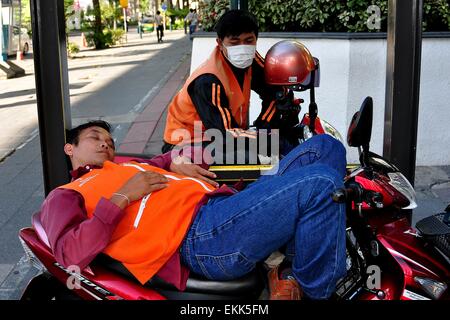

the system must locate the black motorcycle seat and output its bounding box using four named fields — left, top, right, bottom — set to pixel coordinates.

left=93, top=254, right=264, bottom=297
